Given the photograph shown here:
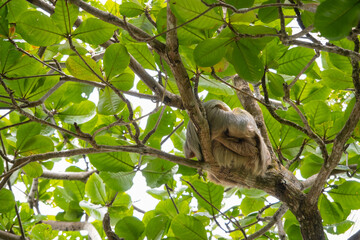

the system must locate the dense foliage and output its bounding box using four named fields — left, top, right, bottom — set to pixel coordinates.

left=0, top=0, right=360, bottom=239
